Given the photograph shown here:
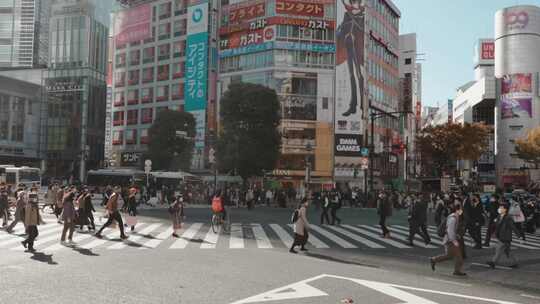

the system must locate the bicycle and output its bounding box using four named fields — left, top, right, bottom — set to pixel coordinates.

left=211, top=207, right=230, bottom=234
